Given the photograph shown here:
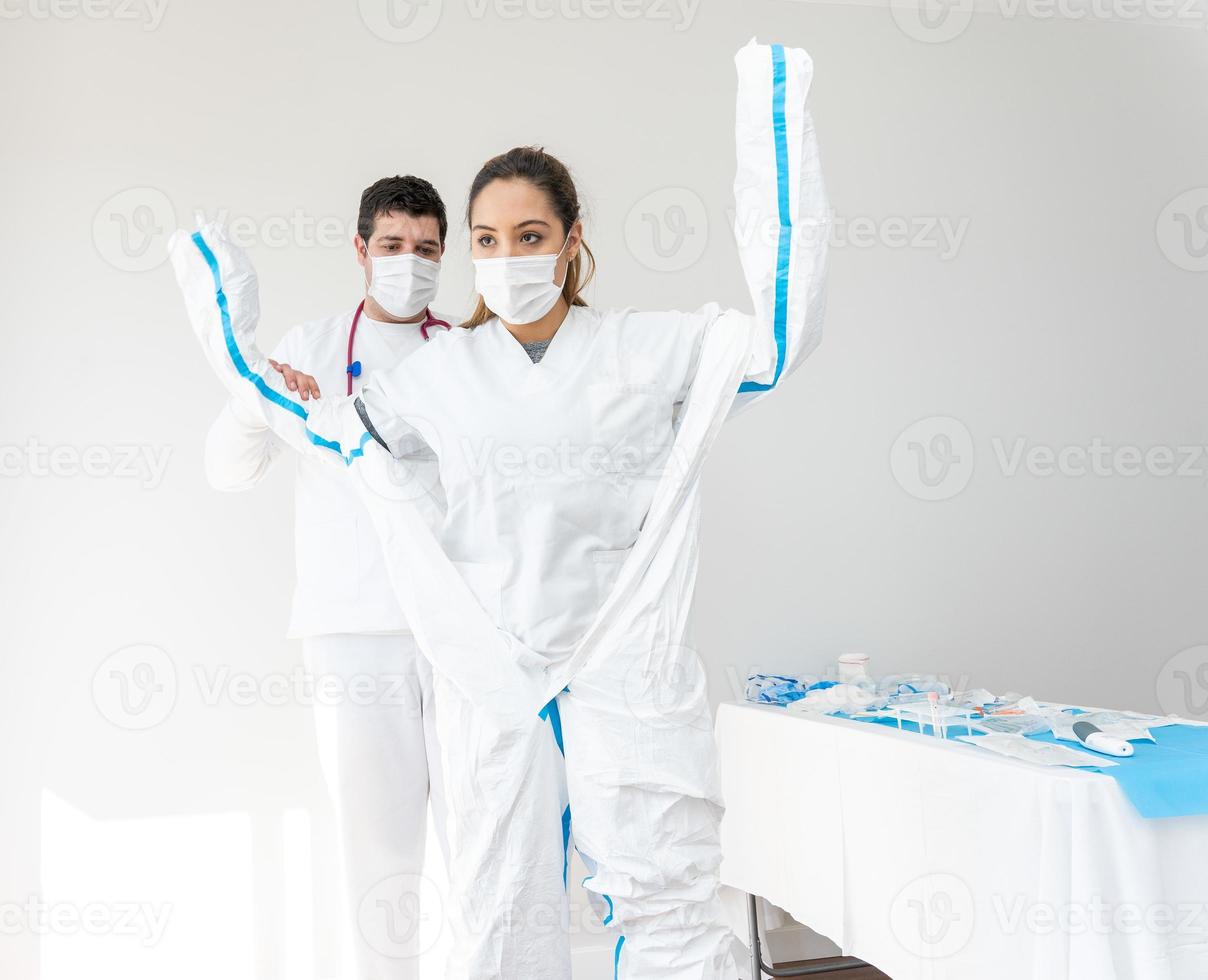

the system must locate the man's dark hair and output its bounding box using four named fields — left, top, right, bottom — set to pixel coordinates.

left=358, top=175, right=448, bottom=244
